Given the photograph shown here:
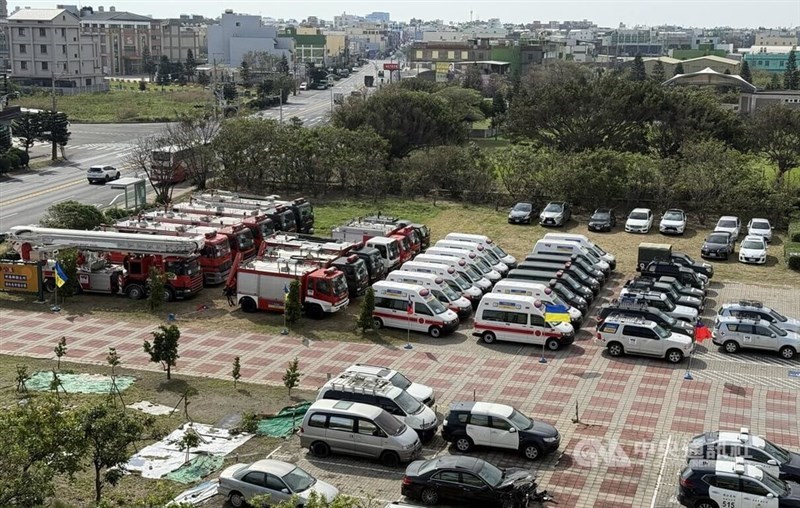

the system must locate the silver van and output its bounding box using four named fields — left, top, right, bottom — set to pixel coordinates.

left=299, top=399, right=422, bottom=467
